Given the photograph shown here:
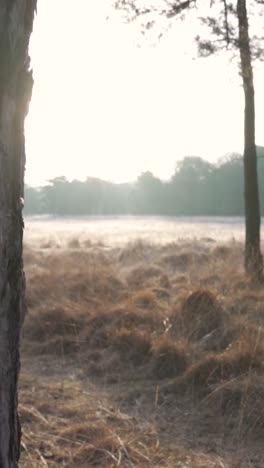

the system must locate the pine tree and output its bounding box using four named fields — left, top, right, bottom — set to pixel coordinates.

left=0, top=2, right=36, bottom=465
left=115, top=0, right=264, bottom=280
